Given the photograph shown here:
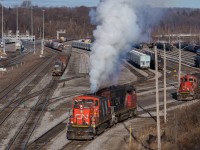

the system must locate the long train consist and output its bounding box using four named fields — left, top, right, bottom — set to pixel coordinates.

left=45, top=39, right=64, bottom=51
left=72, top=39, right=91, bottom=51
left=52, top=55, right=70, bottom=76
left=127, top=49, right=151, bottom=69
left=177, top=74, right=200, bottom=100
left=67, top=84, right=137, bottom=140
